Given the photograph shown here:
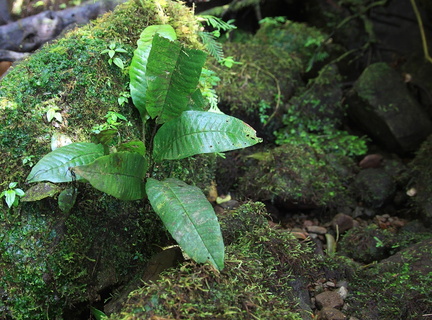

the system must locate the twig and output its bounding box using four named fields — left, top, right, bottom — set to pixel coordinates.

left=410, top=0, right=432, bottom=63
